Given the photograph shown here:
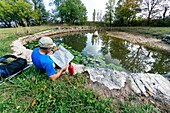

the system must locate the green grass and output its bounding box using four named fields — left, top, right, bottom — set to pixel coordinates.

left=0, top=25, right=57, bottom=56
left=0, top=26, right=162, bottom=112
left=0, top=66, right=159, bottom=113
